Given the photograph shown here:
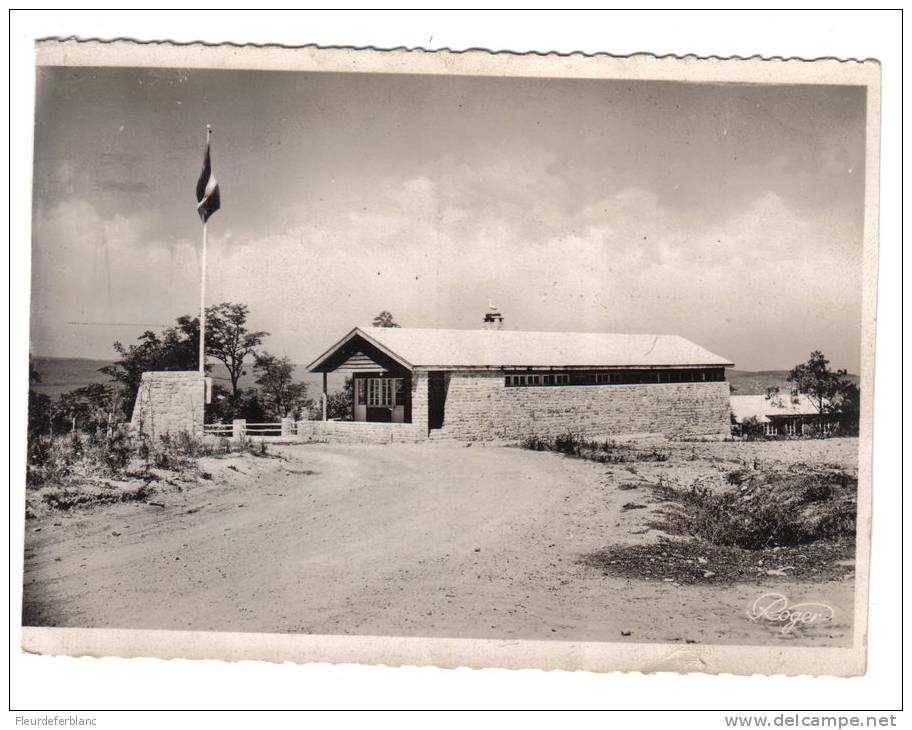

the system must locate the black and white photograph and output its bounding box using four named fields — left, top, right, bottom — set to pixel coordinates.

left=19, top=38, right=882, bottom=682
